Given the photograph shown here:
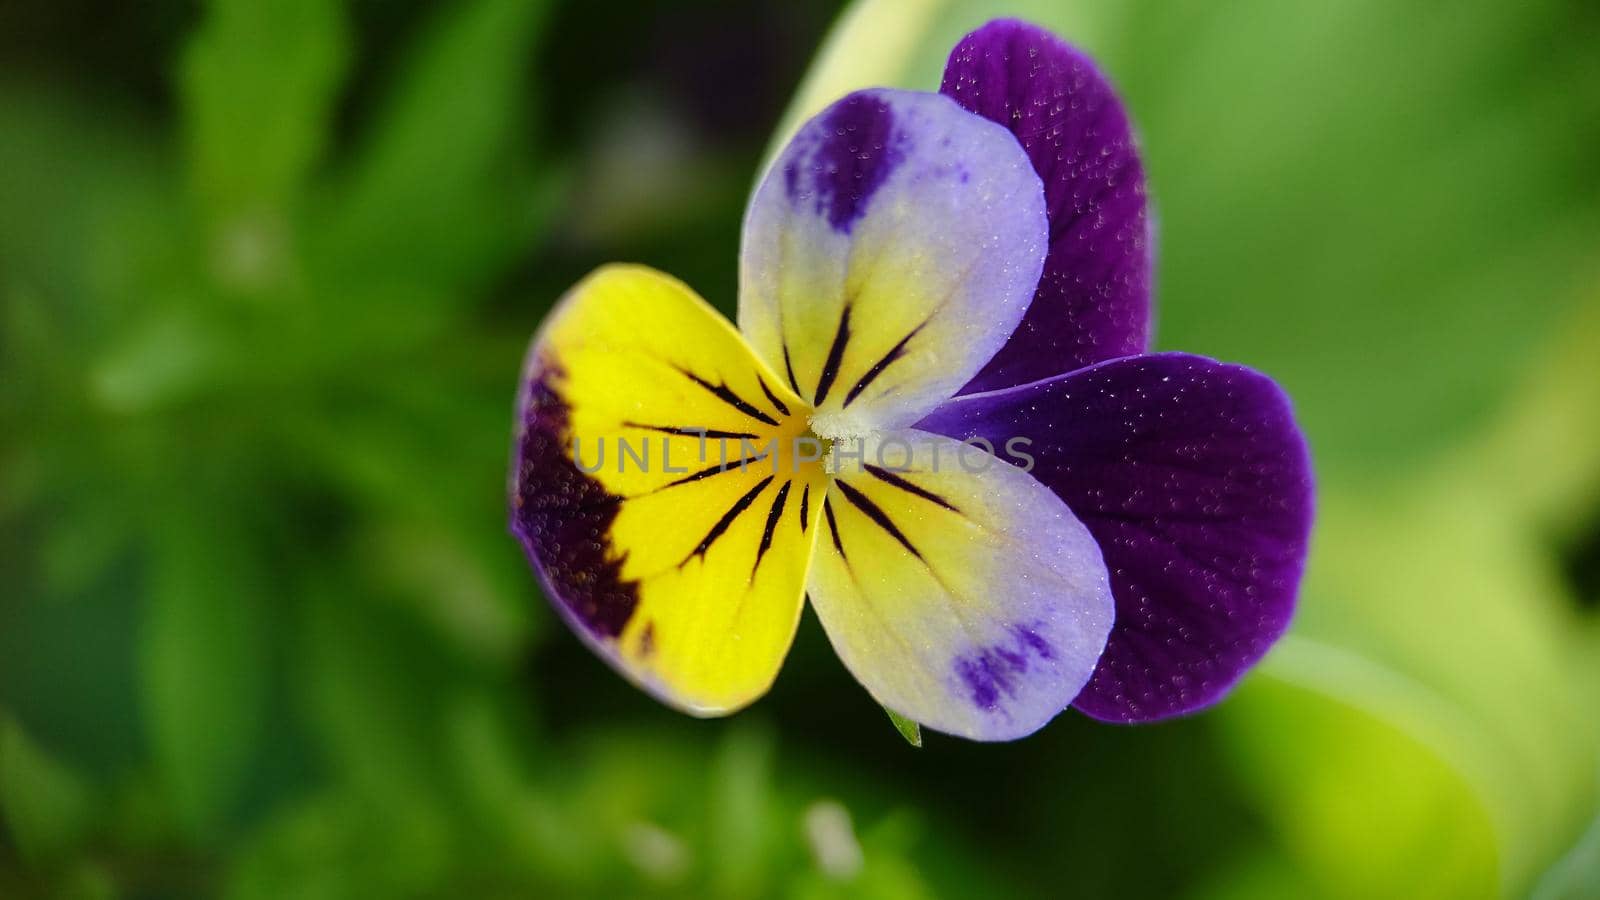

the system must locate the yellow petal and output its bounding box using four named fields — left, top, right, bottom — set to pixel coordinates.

left=511, top=264, right=820, bottom=714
